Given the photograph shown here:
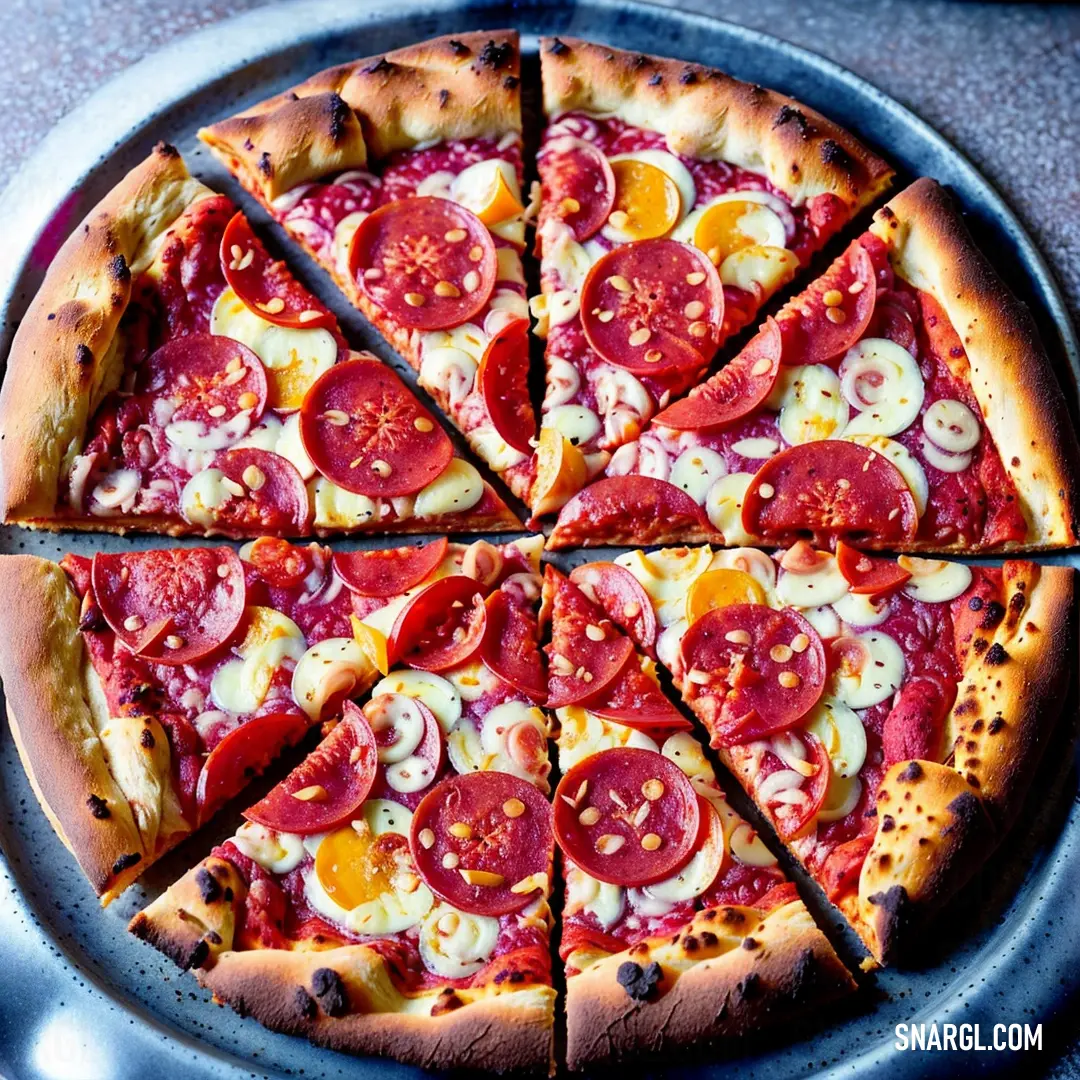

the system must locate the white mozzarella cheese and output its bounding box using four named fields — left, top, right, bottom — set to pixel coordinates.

left=709, top=547, right=778, bottom=595
left=419, top=346, right=479, bottom=408
left=543, top=356, right=581, bottom=409
left=839, top=337, right=925, bottom=438
left=235, top=413, right=316, bottom=481
left=669, top=446, right=728, bottom=506
left=616, top=546, right=713, bottom=613
left=309, top=476, right=379, bottom=529
left=729, top=821, right=778, bottom=868
left=566, top=866, right=624, bottom=930
left=919, top=435, right=973, bottom=473
left=444, top=661, right=501, bottom=703
left=719, top=244, right=799, bottom=293
left=232, top=821, right=306, bottom=874
left=730, top=436, right=779, bottom=459
left=593, top=365, right=653, bottom=424
left=419, top=903, right=501, bottom=979
left=832, top=589, right=890, bottom=628
left=165, top=412, right=252, bottom=454
left=773, top=364, right=848, bottom=445
left=541, top=221, right=596, bottom=293
left=372, top=670, right=462, bottom=733
left=656, top=619, right=688, bottom=670
left=803, top=698, right=866, bottom=778
left=705, top=471, right=756, bottom=544
left=180, top=467, right=231, bottom=527
left=291, top=637, right=373, bottom=721
left=832, top=630, right=905, bottom=710
left=556, top=707, right=658, bottom=771
left=546, top=289, right=581, bottom=329
left=450, top=159, right=521, bottom=216
left=815, top=774, right=862, bottom=824
left=413, top=459, right=484, bottom=517
left=366, top=693, right=427, bottom=764
left=211, top=607, right=307, bottom=714
left=922, top=398, right=981, bottom=454
left=469, top=425, right=528, bottom=473
left=899, top=556, right=973, bottom=603
left=799, top=604, right=842, bottom=639
left=633, top=805, right=724, bottom=904
left=332, top=211, right=368, bottom=278
left=496, top=246, right=527, bottom=285
left=776, top=552, right=849, bottom=608
left=843, top=434, right=928, bottom=516
left=543, top=403, right=601, bottom=447
left=90, top=468, right=141, bottom=513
